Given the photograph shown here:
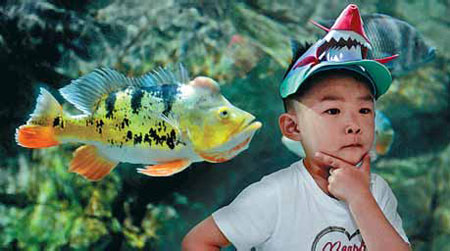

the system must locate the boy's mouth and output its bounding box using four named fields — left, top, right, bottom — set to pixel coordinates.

left=342, top=143, right=363, bottom=148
